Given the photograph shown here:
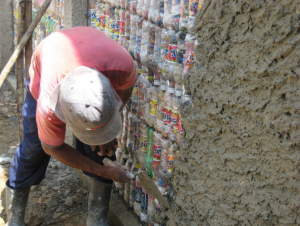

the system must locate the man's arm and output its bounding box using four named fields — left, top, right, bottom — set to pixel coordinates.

left=116, top=82, right=136, bottom=107
left=41, top=142, right=131, bottom=183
